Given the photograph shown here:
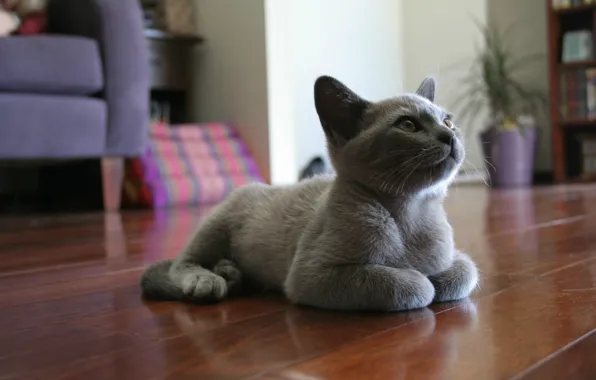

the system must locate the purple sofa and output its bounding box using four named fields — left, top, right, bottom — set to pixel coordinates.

left=0, top=0, right=149, bottom=211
